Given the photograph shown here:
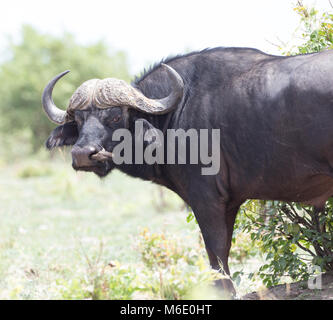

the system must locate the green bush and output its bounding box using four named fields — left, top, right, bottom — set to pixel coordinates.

left=286, top=2, right=333, bottom=54
left=55, top=230, right=222, bottom=300
left=57, top=265, right=141, bottom=300
left=234, top=200, right=332, bottom=287
left=135, top=228, right=222, bottom=300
